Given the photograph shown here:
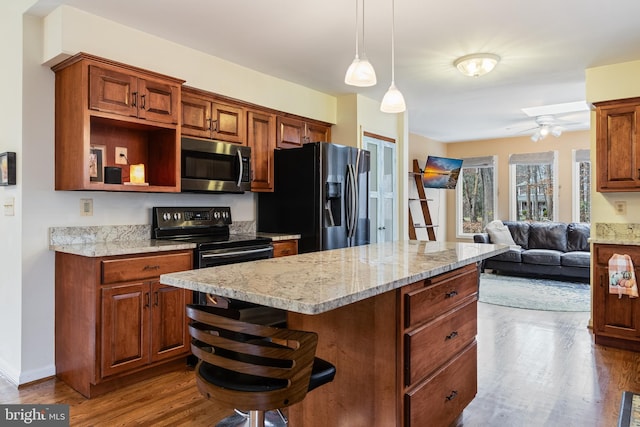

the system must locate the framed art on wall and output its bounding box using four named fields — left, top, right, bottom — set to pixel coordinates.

left=0, top=152, right=16, bottom=186
left=89, top=145, right=105, bottom=182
